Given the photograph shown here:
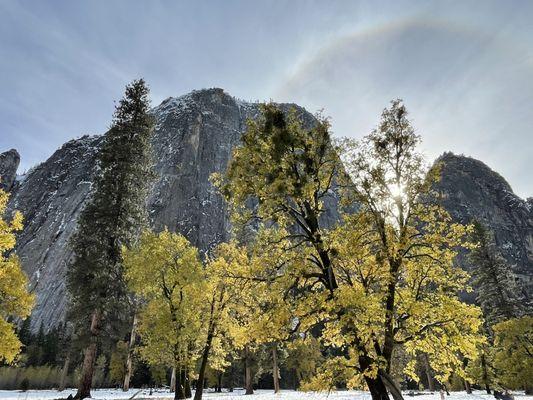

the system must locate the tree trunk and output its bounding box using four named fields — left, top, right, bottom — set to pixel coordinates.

left=295, top=370, right=302, bottom=390
left=380, top=370, right=404, bottom=400
left=463, top=379, right=472, bottom=394
left=244, top=346, right=253, bottom=395
left=228, top=365, right=234, bottom=392
left=272, top=345, right=280, bottom=393
left=76, top=341, right=97, bottom=398
left=194, top=331, right=214, bottom=400
left=443, top=384, right=450, bottom=396
left=423, top=354, right=435, bottom=392
left=123, top=314, right=138, bottom=391
left=59, top=353, right=71, bottom=392
left=358, top=352, right=394, bottom=400
left=216, top=373, right=222, bottom=393
left=174, top=367, right=186, bottom=400
left=183, top=369, right=192, bottom=398
left=365, top=375, right=391, bottom=400
left=170, top=367, right=176, bottom=393
left=74, top=310, right=100, bottom=399
left=462, top=358, right=472, bottom=394
left=481, top=353, right=490, bottom=394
